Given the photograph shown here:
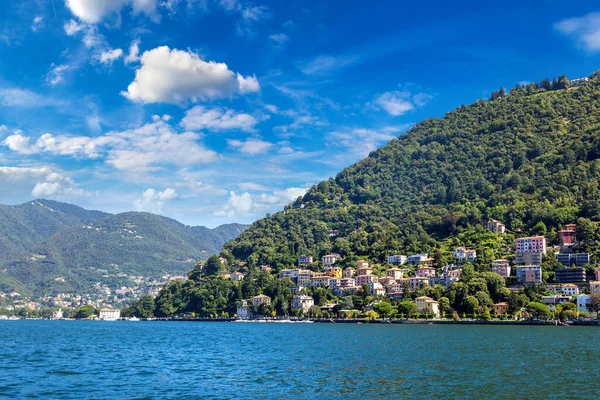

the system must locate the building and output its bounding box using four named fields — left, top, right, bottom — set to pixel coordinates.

left=237, top=300, right=251, bottom=319
left=291, top=295, right=314, bottom=314
left=387, top=255, right=407, bottom=265
left=355, top=274, right=378, bottom=286
left=409, top=277, right=429, bottom=291
left=311, top=275, right=332, bottom=287
left=278, top=269, right=293, bottom=279
left=541, top=295, right=572, bottom=309
left=487, top=219, right=506, bottom=234
left=370, top=282, right=386, bottom=297
left=559, top=284, right=579, bottom=296
left=259, top=265, right=272, bottom=272
left=416, top=267, right=436, bottom=278
left=386, top=268, right=405, bottom=280
left=298, top=255, right=313, bottom=265
left=252, top=294, right=271, bottom=311
left=555, top=268, right=586, bottom=283
left=454, top=248, right=477, bottom=263
left=51, top=309, right=63, bottom=320
left=356, top=266, right=373, bottom=276
left=229, top=272, right=245, bottom=281
left=322, top=253, right=341, bottom=266
left=492, top=259, right=511, bottom=278
left=413, top=296, right=440, bottom=317
left=515, top=265, right=542, bottom=285
left=493, top=302, right=509, bottom=315
left=590, top=281, right=600, bottom=294
left=577, top=294, right=590, bottom=314
left=557, top=253, right=590, bottom=267
left=570, top=77, right=589, bottom=86
left=297, top=270, right=313, bottom=286
left=99, top=308, right=121, bottom=321
left=516, top=236, right=546, bottom=254
left=356, top=260, right=370, bottom=269
left=407, top=254, right=429, bottom=266
left=324, top=266, right=343, bottom=278
left=557, top=224, right=577, bottom=247
left=596, top=268, right=600, bottom=281
left=343, top=267, right=356, bottom=278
